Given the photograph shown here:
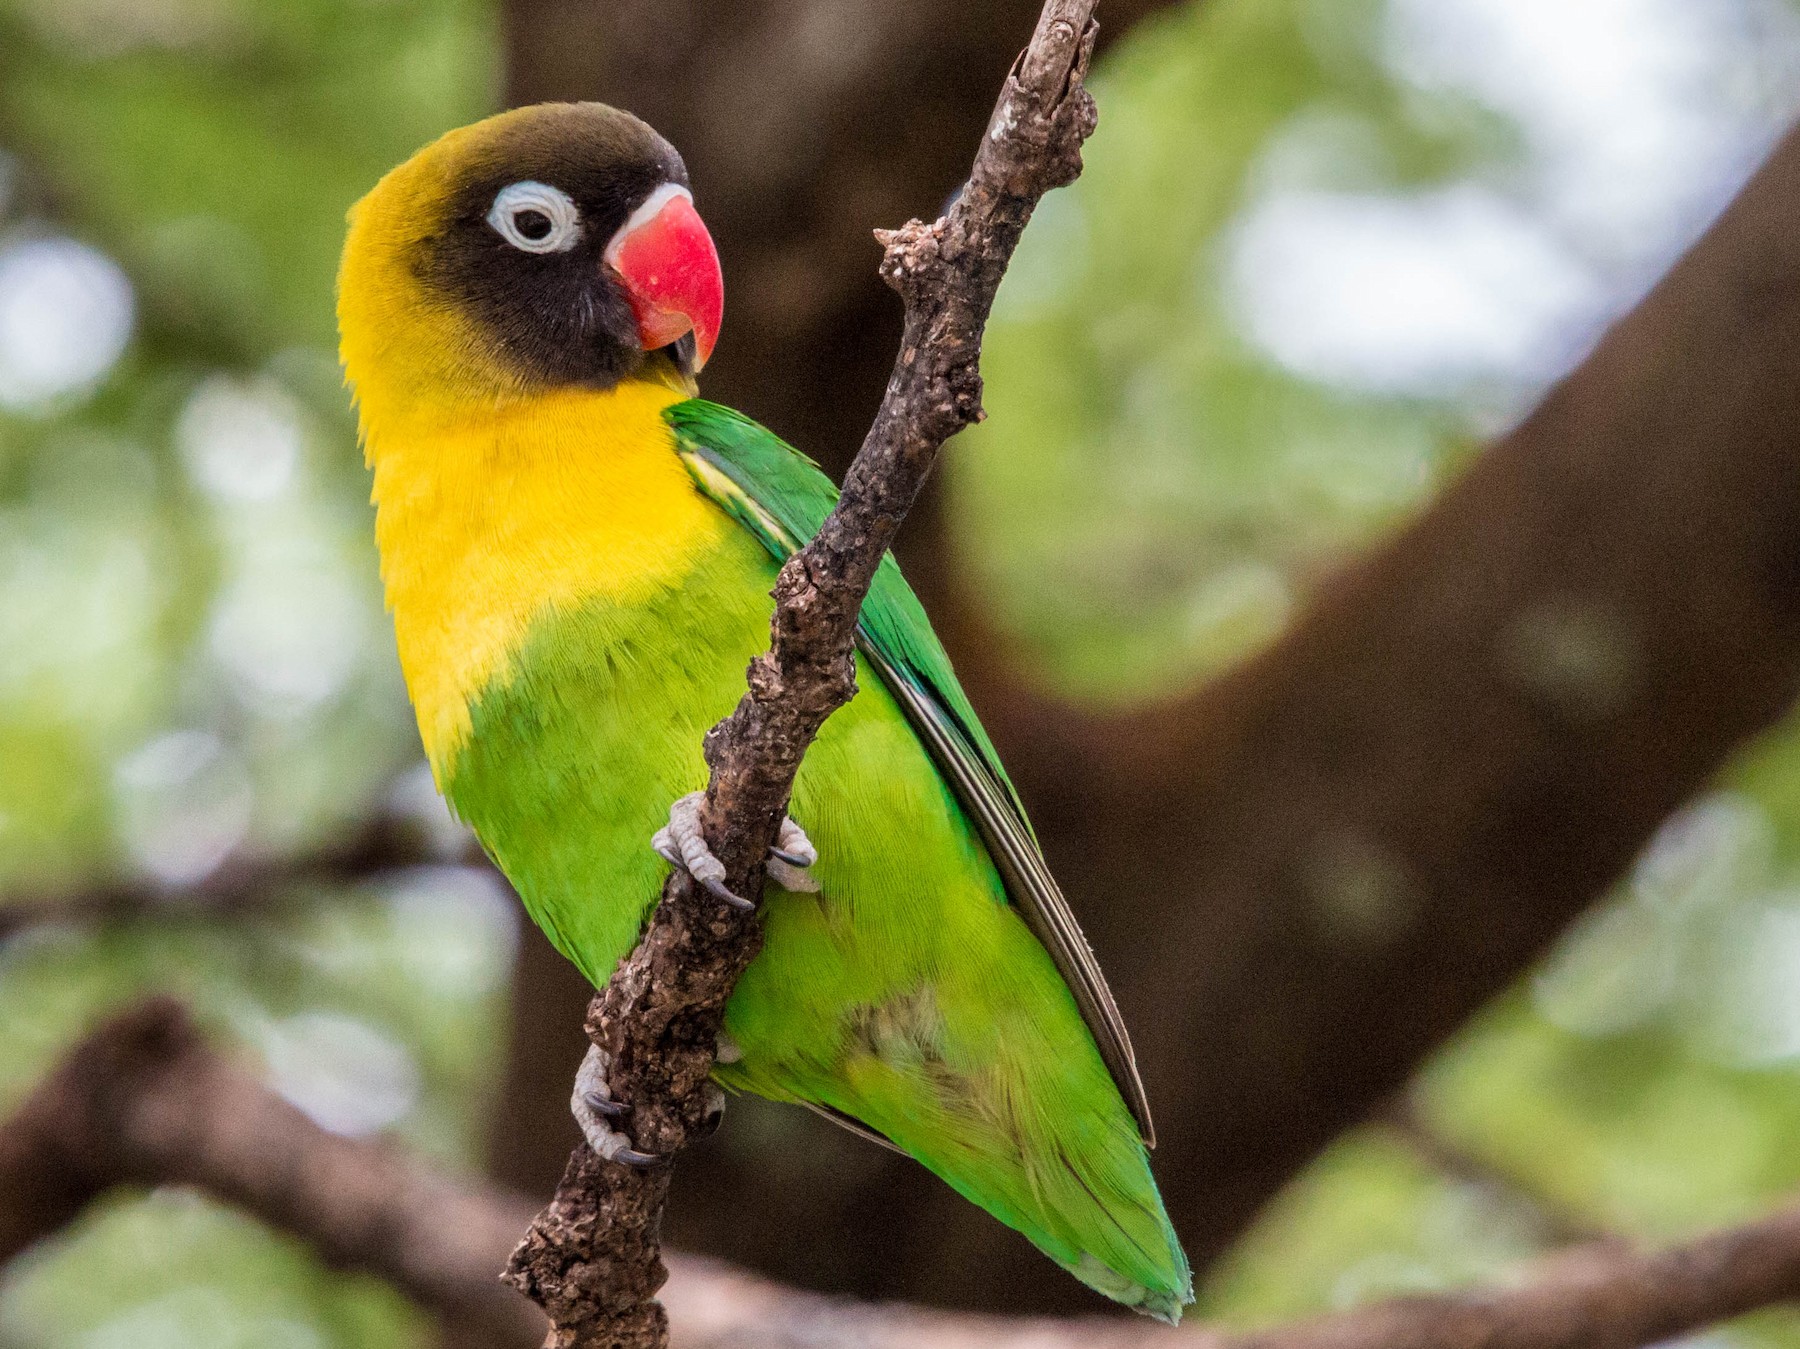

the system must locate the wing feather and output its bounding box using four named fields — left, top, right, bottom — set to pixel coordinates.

left=669, top=401, right=1154, bottom=1145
